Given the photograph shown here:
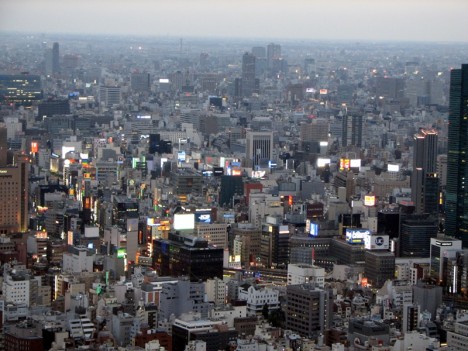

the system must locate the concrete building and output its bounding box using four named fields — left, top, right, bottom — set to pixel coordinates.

left=245, top=130, right=274, bottom=167
left=205, top=277, right=226, bottom=306
left=287, top=263, right=325, bottom=288
left=196, top=223, right=228, bottom=249
left=0, top=154, right=29, bottom=234
left=159, top=279, right=212, bottom=320
left=62, top=246, right=94, bottom=273
left=430, top=236, right=463, bottom=284
left=286, top=284, right=332, bottom=339
left=99, top=85, right=121, bottom=107
left=2, top=269, right=31, bottom=307
left=364, top=250, right=395, bottom=288
left=238, top=283, right=280, bottom=316
left=447, top=318, right=468, bottom=351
